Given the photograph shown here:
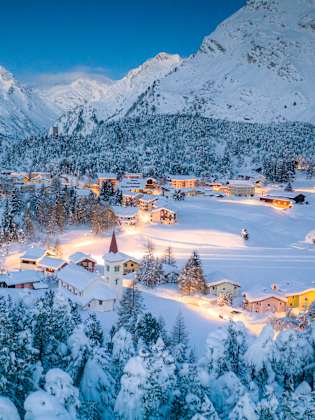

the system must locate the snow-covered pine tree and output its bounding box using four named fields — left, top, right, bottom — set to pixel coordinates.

left=116, top=285, right=145, bottom=336
left=80, top=347, right=116, bottom=418
left=114, top=349, right=149, bottom=419
left=178, top=251, right=206, bottom=295
left=84, top=313, right=104, bottom=348
left=222, top=321, right=249, bottom=379
left=163, top=246, right=176, bottom=266
left=143, top=338, right=176, bottom=419
left=171, top=311, right=189, bottom=364
left=229, top=393, right=257, bottom=420
left=135, top=312, right=161, bottom=348
left=99, top=180, right=114, bottom=203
